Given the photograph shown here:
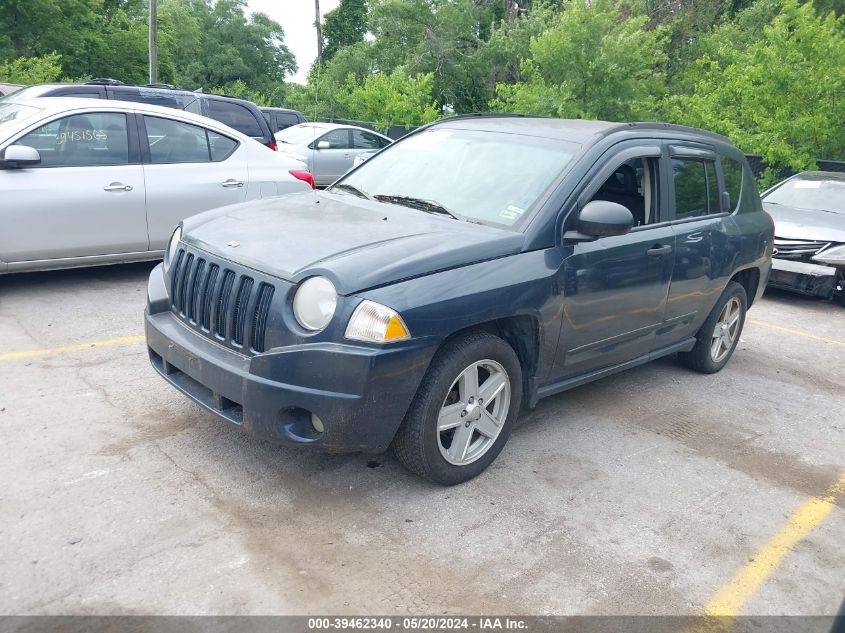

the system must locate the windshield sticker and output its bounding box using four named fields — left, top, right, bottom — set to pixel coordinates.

left=793, top=181, right=821, bottom=189
left=498, top=204, right=525, bottom=220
